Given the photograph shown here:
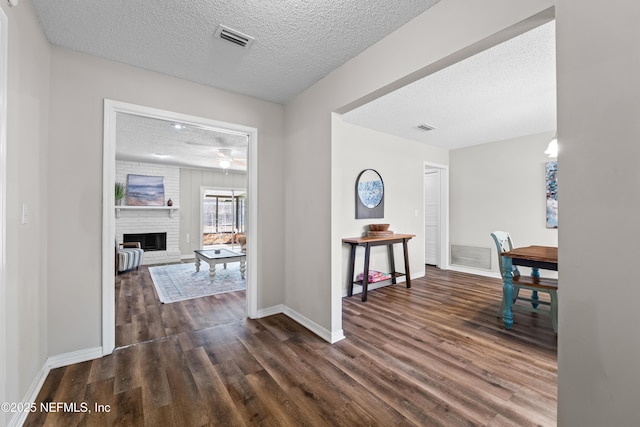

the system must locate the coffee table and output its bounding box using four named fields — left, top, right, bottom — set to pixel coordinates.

left=194, top=249, right=246, bottom=281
